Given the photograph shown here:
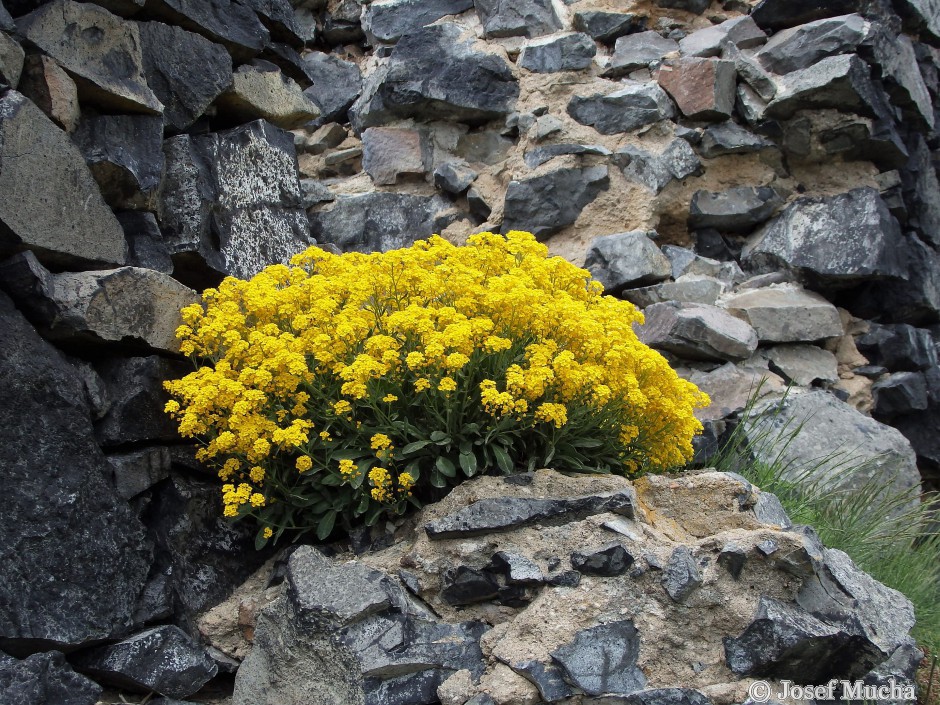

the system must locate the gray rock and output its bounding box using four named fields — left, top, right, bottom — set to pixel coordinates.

left=237, top=0, right=303, bottom=46
left=0, top=651, right=102, bottom=705
left=216, top=63, right=320, bottom=129
left=106, top=447, right=171, bottom=500
left=73, top=626, right=216, bottom=699
left=310, top=192, right=451, bottom=253
left=0, top=3, right=13, bottom=31
left=143, top=0, right=269, bottom=60
left=18, top=1, right=161, bottom=113
left=519, top=33, right=596, bottom=73
left=699, top=121, right=775, bottom=158
left=570, top=543, right=634, bottom=577
left=902, top=135, right=940, bottom=246
left=718, top=543, right=748, bottom=579
left=455, top=130, right=514, bottom=165
left=872, top=372, right=929, bottom=417
left=362, top=126, right=430, bottom=185
left=507, top=660, right=573, bottom=701
left=656, top=0, right=709, bottom=12
left=524, top=143, right=612, bottom=169
left=857, top=323, right=937, bottom=371
left=572, top=11, right=645, bottom=44
left=137, top=21, right=232, bottom=132
left=551, top=621, right=647, bottom=696
left=16, top=53, right=81, bottom=132
left=0, top=91, right=127, bottom=269
left=502, top=166, right=609, bottom=239
left=614, top=140, right=702, bottom=194
left=689, top=186, right=783, bottom=233
left=584, top=230, right=672, bottom=293
left=742, top=188, right=906, bottom=285
left=605, top=31, right=678, bottom=76
left=765, top=55, right=880, bottom=120
left=893, top=409, right=940, bottom=467
left=119, top=211, right=174, bottom=274
left=474, top=0, right=561, bottom=38
left=753, top=492, right=793, bottom=529
left=755, top=14, right=870, bottom=75
left=637, top=302, right=759, bottom=362
left=489, top=552, right=543, bottom=584
left=750, top=0, right=861, bottom=30
left=73, top=113, right=164, bottom=210
left=725, top=45, right=777, bottom=101
left=0, top=29, right=23, bottom=89
left=684, top=362, right=785, bottom=422
left=321, top=0, right=364, bottom=45
left=893, top=0, right=940, bottom=44
left=363, top=0, right=474, bottom=43
left=662, top=546, right=703, bottom=602
left=0, top=291, right=152, bottom=652
left=301, top=52, right=362, bottom=124
left=662, top=245, right=742, bottom=282
left=624, top=274, right=726, bottom=308
left=433, top=161, right=478, bottom=194
left=568, top=82, right=676, bottom=134
left=440, top=566, right=500, bottom=605
left=762, top=344, right=839, bottom=386
left=425, top=490, right=636, bottom=539
left=719, top=285, right=843, bottom=343
left=658, top=57, right=736, bottom=120
left=679, top=16, right=765, bottom=57
left=300, top=179, right=334, bottom=207
left=615, top=689, right=714, bottom=705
